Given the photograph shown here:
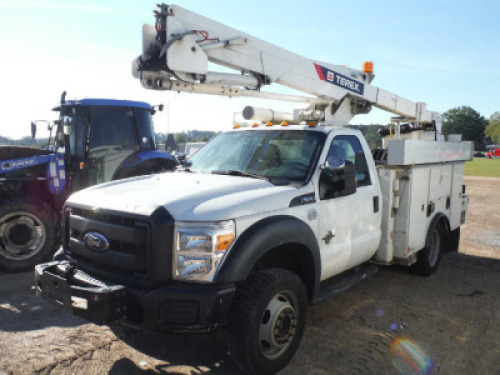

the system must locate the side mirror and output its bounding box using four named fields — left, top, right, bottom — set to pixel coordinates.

left=63, top=116, right=72, bottom=135
left=175, top=153, right=186, bottom=164
left=31, top=122, right=36, bottom=139
left=319, top=157, right=357, bottom=200
left=150, top=104, right=164, bottom=115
